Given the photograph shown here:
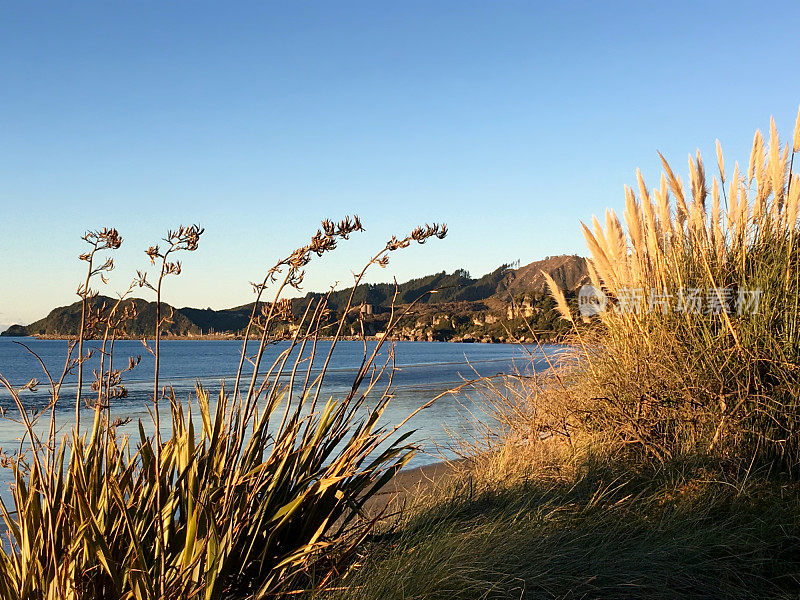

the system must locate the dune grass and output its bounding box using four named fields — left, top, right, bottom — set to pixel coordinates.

left=318, top=441, right=800, bottom=600
left=541, top=109, right=800, bottom=471
left=310, top=109, right=800, bottom=599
